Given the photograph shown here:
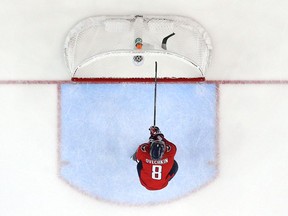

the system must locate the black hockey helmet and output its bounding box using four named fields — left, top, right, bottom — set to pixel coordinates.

left=150, top=140, right=166, bottom=160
